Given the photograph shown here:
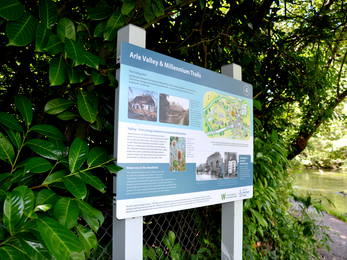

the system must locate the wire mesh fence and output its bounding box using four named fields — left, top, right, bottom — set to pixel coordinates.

left=88, top=205, right=221, bottom=260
